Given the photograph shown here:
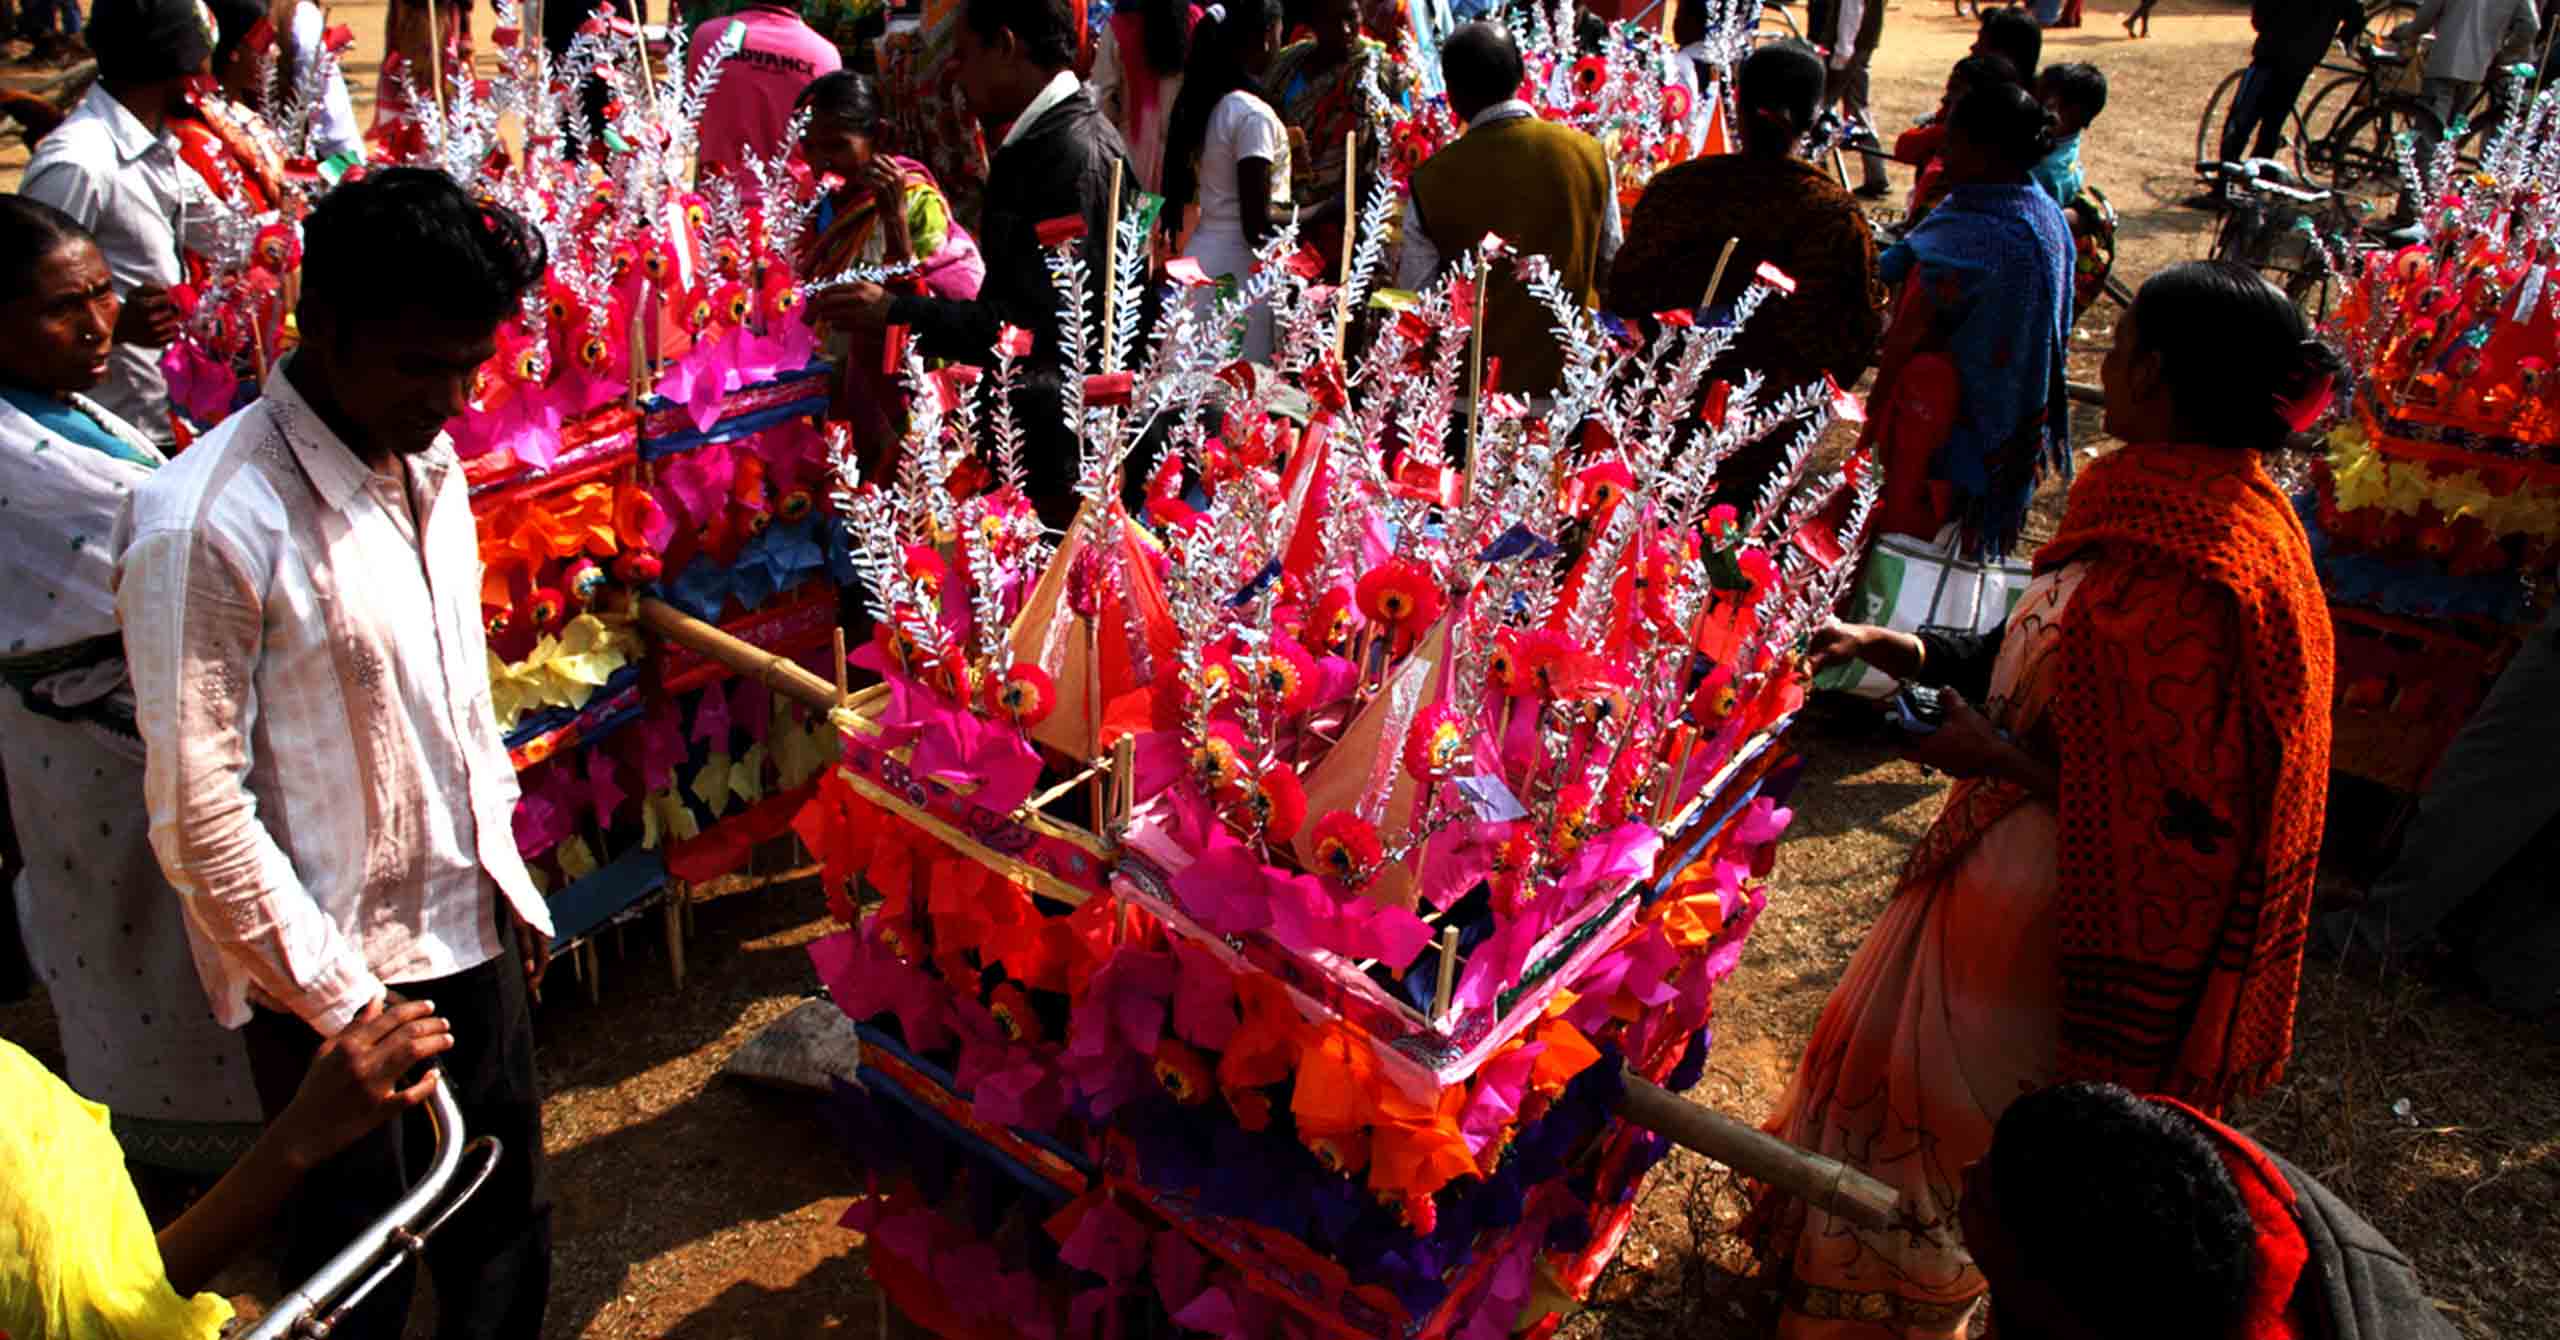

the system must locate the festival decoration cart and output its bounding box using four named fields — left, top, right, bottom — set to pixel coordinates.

left=765, top=103, right=1891, bottom=1326
left=2309, top=95, right=2560, bottom=795
left=171, top=12, right=873, bottom=993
